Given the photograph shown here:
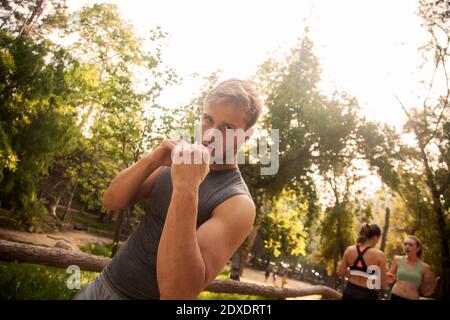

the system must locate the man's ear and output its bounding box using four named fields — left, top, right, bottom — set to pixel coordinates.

left=244, top=127, right=255, bottom=142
